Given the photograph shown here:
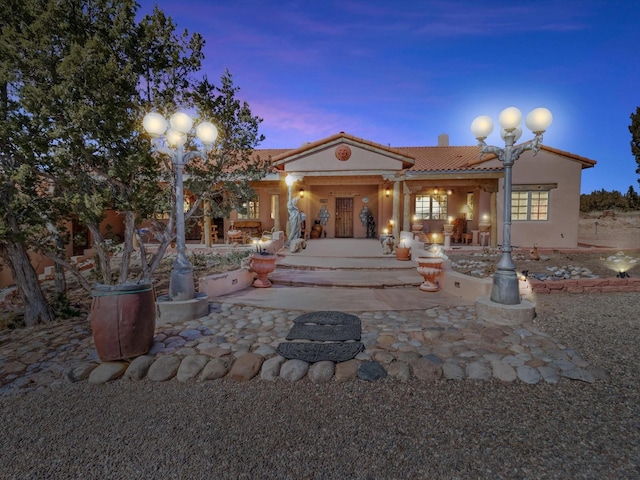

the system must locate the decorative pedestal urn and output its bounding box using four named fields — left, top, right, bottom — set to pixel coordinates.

left=416, top=255, right=445, bottom=292
left=443, top=224, right=454, bottom=235
left=479, top=222, right=491, bottom=232
left=250, top=253, right=277, bottom=287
